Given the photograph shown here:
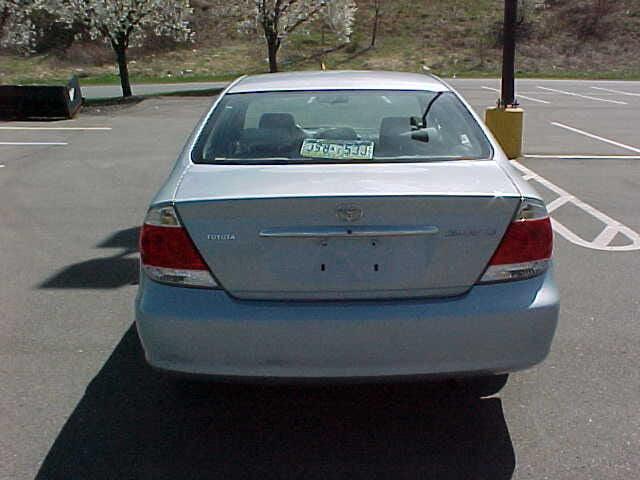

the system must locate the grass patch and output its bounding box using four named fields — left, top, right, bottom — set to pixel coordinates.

left=82, top=95, right=146, bottom=107
left=82, top=86, right=225, bottom=106
left=5, top=72, right=238, bottom=87
left=78, top=72, right=239, bottom=85
left=3, top=0, right=640, bottom=85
